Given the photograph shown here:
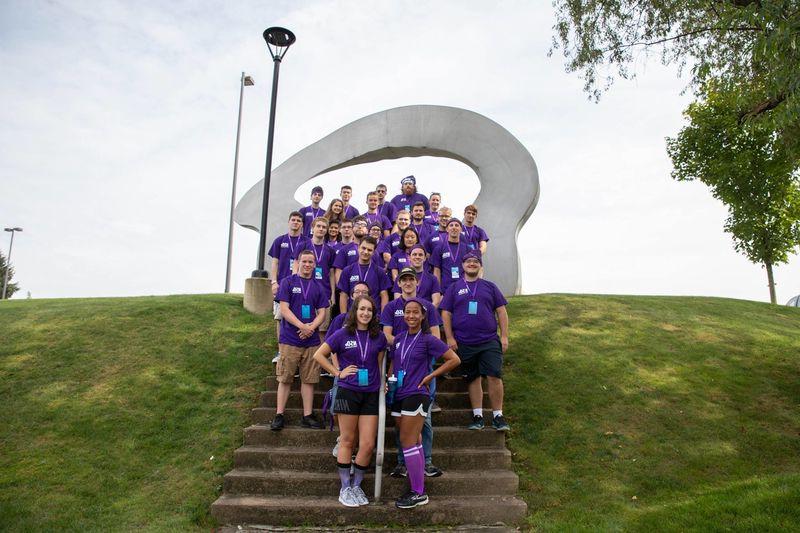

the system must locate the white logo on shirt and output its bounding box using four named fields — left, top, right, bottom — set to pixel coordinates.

left=348, top=249, right=356, bottom=256
left=344, top=340, right=357, bottom=349
left=442, top=252, right=451, bottom=258
left=394, top=309, right=404, bottom=317
left=349, top=275, right=360, bottom=282
left=292, top=287, right=302, bottom=294
left=281, top=242, right=289, bottom=248
left=457, top=288, right=469, bottom=295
